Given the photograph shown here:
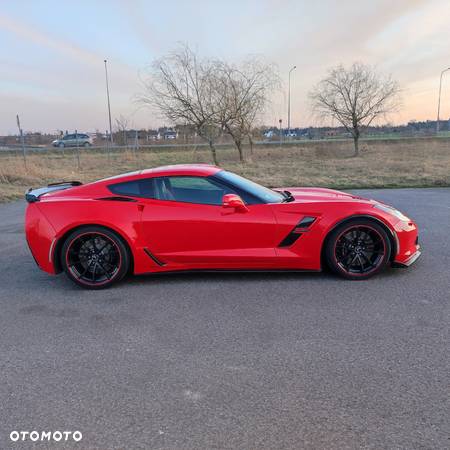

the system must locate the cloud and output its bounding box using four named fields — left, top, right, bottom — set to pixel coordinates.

left=117, top=0, right=163, bottom=56
left=0, top=1, right=447, bottom=132
left=0, top=13, right=100, bottom=67
left=0, top=12, right=137, bottom=82
left=0, top=11, right=147, bottom=133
